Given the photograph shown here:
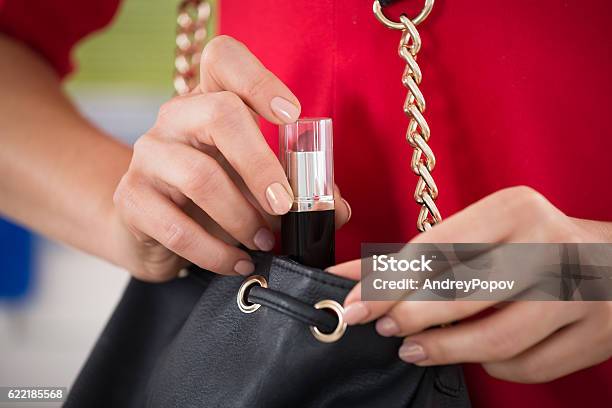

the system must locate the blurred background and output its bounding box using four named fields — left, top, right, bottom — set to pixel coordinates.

left=0, top=0, right=215, bottom=400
